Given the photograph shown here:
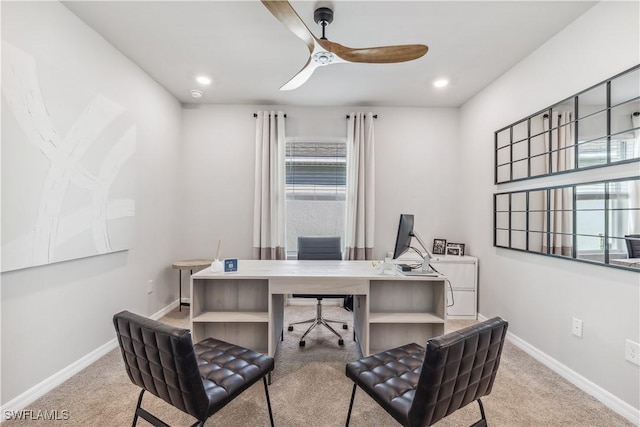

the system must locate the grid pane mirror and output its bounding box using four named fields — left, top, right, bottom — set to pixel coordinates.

left=494, top=65, right=640, bottom=184
left=493, top=177, right=640, bottom=270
